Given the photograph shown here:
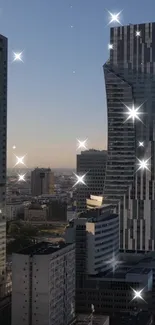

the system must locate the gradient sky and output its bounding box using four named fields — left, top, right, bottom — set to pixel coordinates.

left=2, top=0, right=155, bottom=168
